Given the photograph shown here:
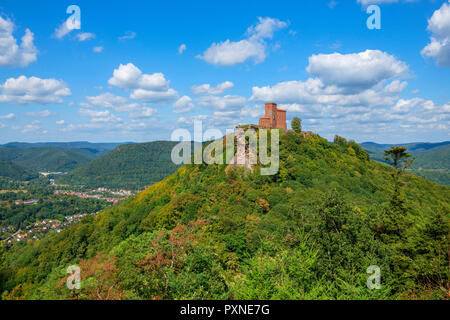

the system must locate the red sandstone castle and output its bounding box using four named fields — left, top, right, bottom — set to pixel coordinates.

left=258, top=103, right=287, bottom=131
